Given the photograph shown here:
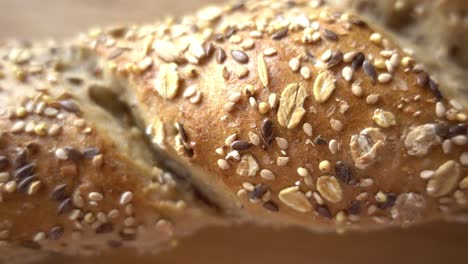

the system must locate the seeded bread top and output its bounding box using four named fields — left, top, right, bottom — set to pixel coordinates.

left=0, top=41, right=220, bottom=258
left=83, top=0, right=468, bottom=231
